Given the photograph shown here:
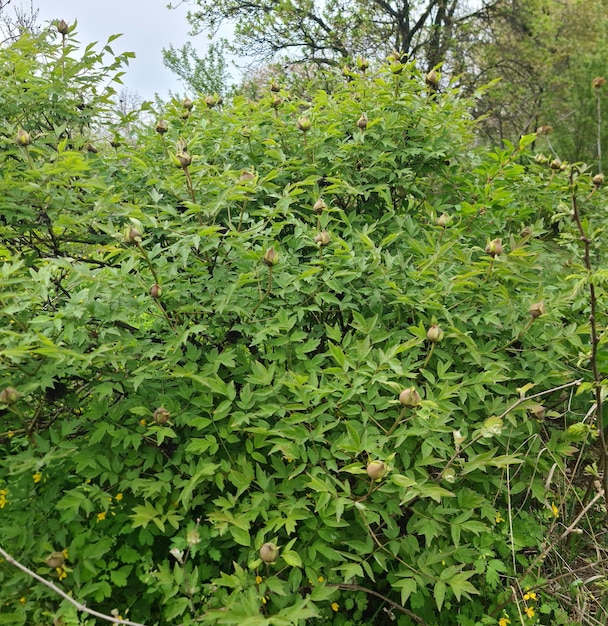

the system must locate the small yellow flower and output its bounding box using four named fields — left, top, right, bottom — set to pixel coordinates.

left=317, top=576, right=325, bottom=583
left=139, top=419, right=147, bottom=426
left=331, top=602, right=339, bottom=612
left=115, top=493, right=123, bottom=501
left=524, top=606, right=535, bottom=619
left=33, top=472, right=42, bottom=483
left=495, top=512, right=505, bottom=523
left=255, top=575, right=263, bottom=584
left=261, top=596, right=267, bottom=605
left=551, top=503, right=559, bottom=517
left=523, top=592, right=537, bottom=601
left=498, top=617, right=510, bottom=626
left=97, top=511, right=106, bottom=521
left=56, top=566, right=67, bottom=581
left=62, top=548, right=69, bottom=559
left=7, top=430, right=14, bottom=438
left=19, top=597, right=26, bottom=604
